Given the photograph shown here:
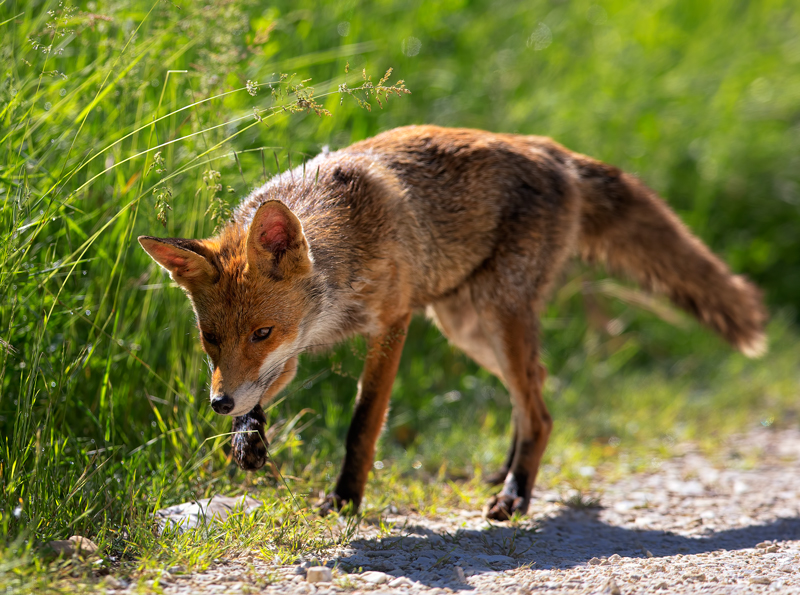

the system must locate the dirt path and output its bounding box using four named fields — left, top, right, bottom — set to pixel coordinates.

left=112, top=427, right=800, bottom=594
